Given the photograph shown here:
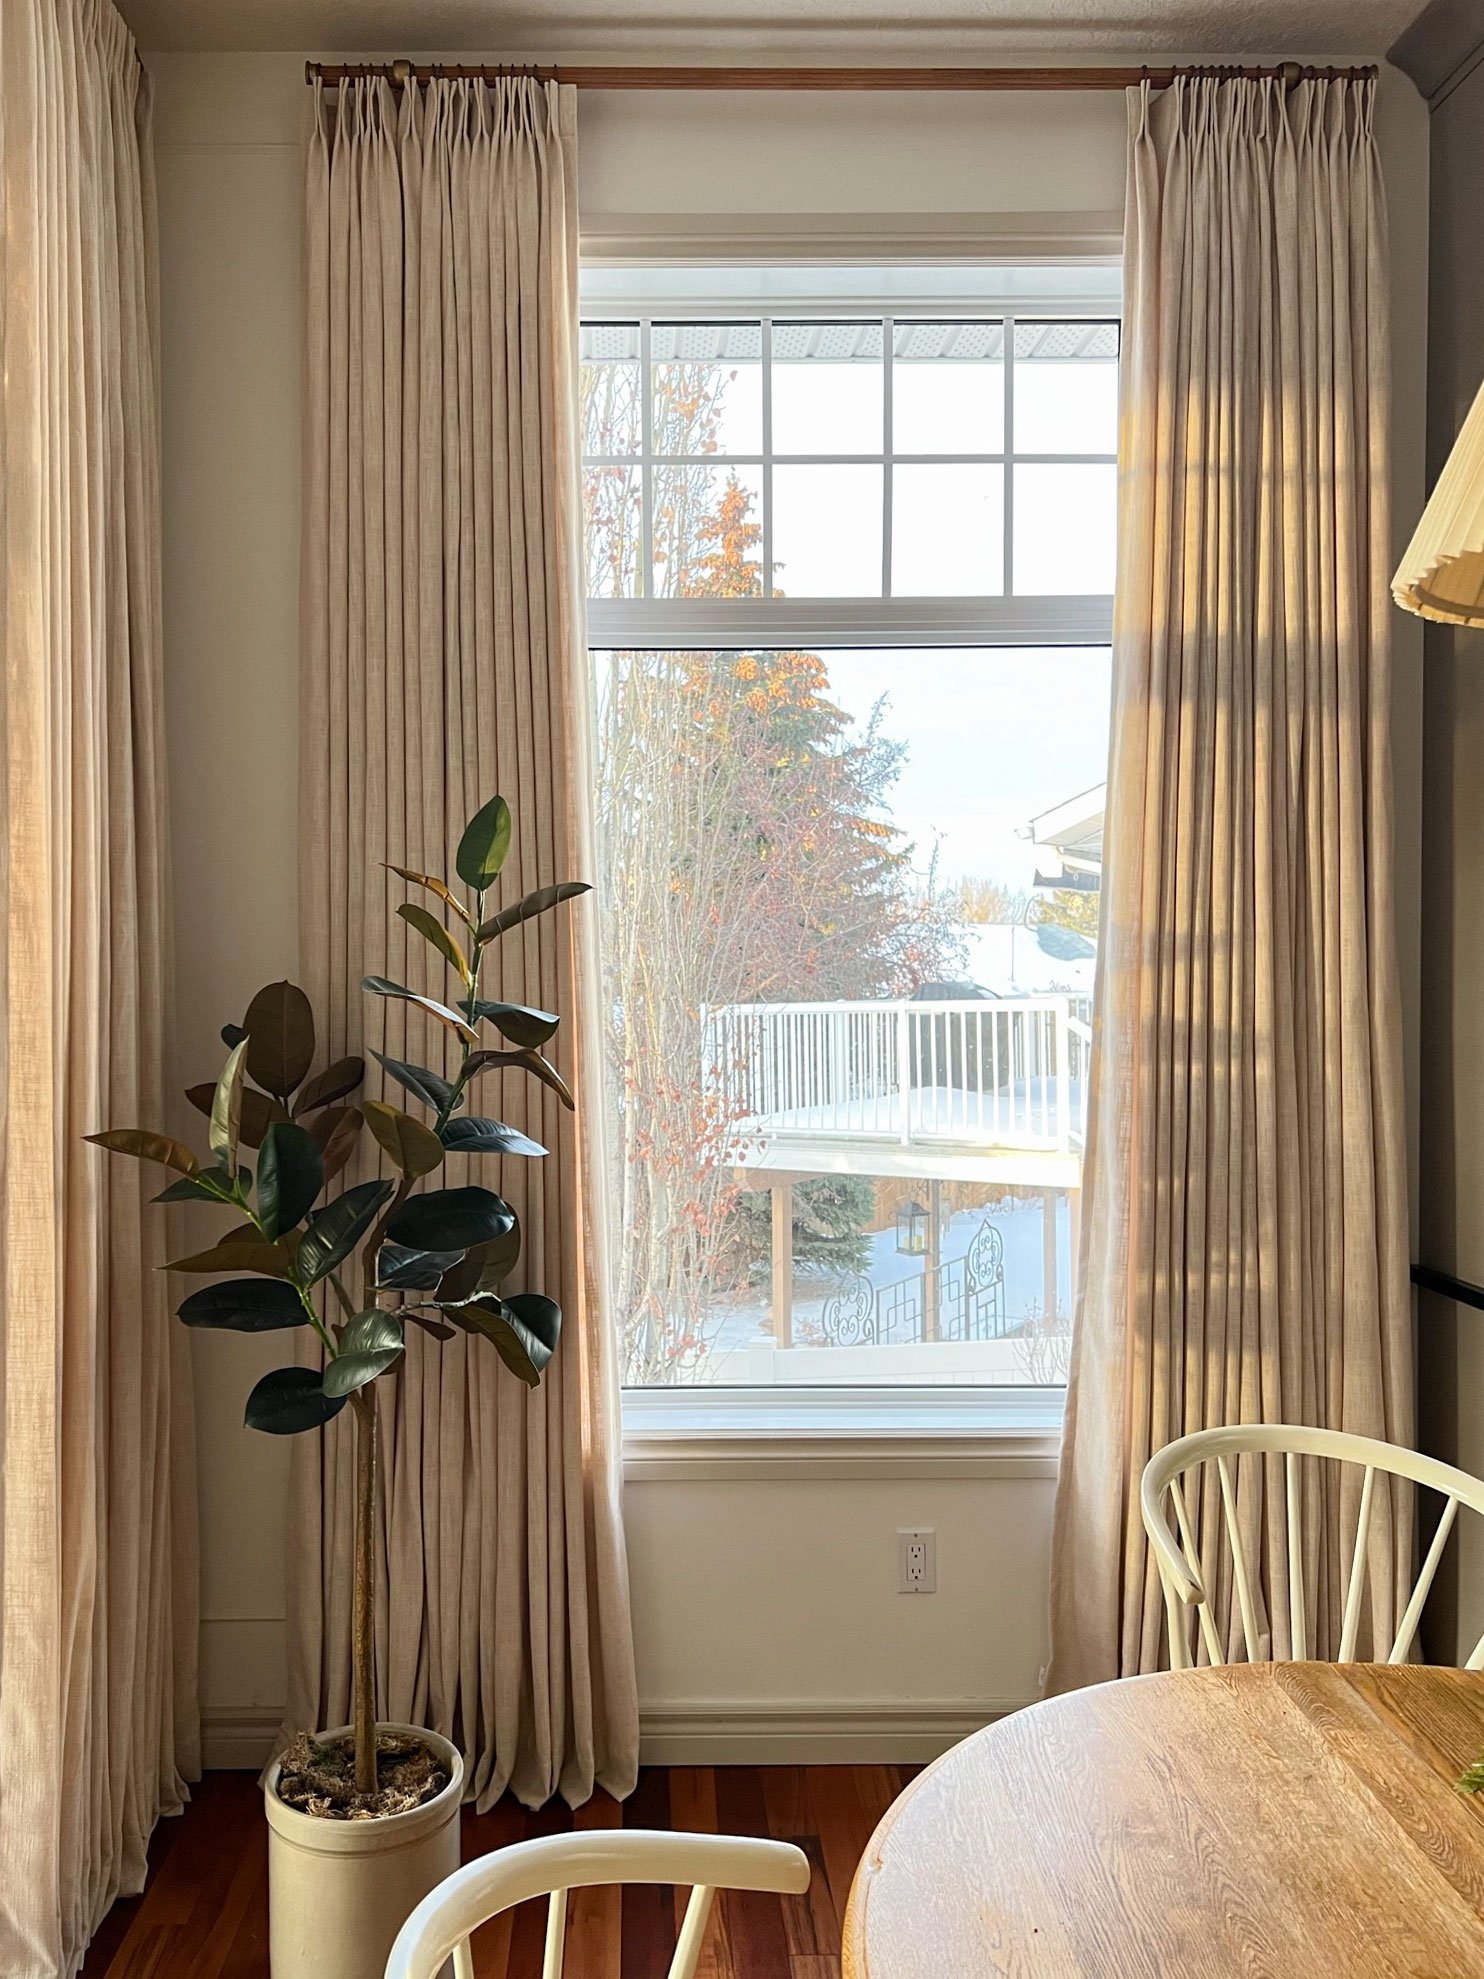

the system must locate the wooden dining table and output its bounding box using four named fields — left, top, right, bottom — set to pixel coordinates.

left=842, top=1662, right=1484, bottom=1977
